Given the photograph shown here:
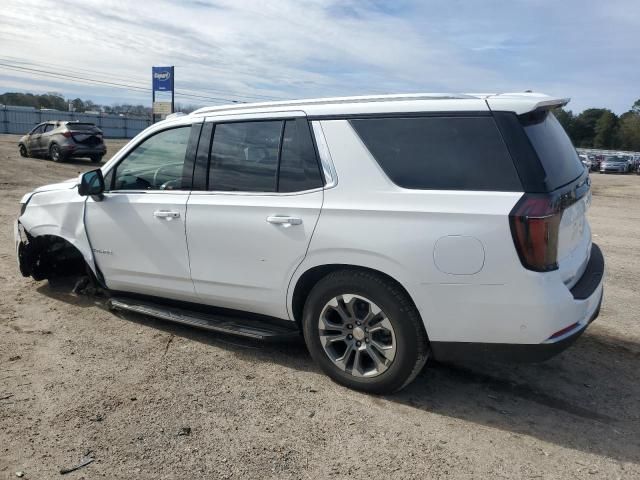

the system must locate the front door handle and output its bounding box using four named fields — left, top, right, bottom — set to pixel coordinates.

left=153, top=210, right=181, bottom=220
left=266, top=215, right=302, bottom=226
